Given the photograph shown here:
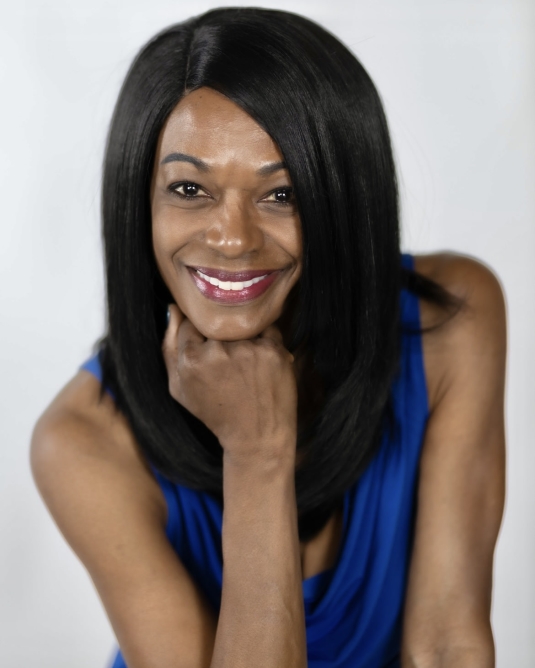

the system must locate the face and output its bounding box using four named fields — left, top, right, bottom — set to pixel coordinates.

left=151, top=87, right=302, bottom=341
